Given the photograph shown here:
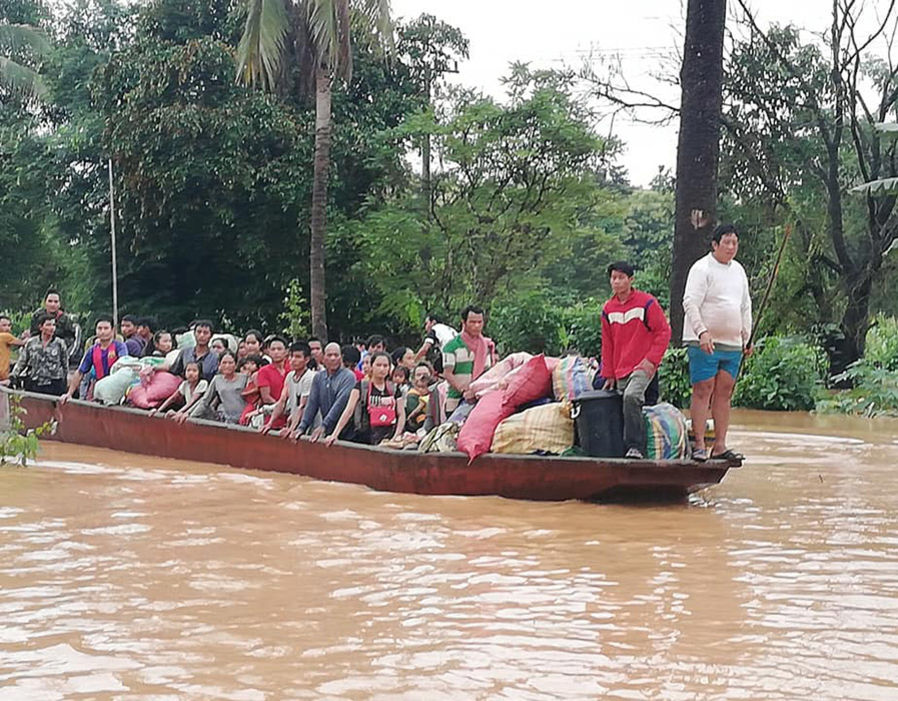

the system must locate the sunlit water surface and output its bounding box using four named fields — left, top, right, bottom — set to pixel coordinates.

left=1, top=410, right=897, bottom=700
